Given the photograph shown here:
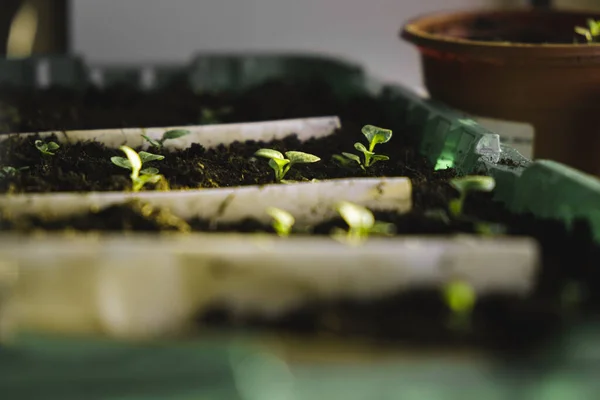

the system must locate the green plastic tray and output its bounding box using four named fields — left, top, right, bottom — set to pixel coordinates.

left=2, top=53, right=598, bottom=244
